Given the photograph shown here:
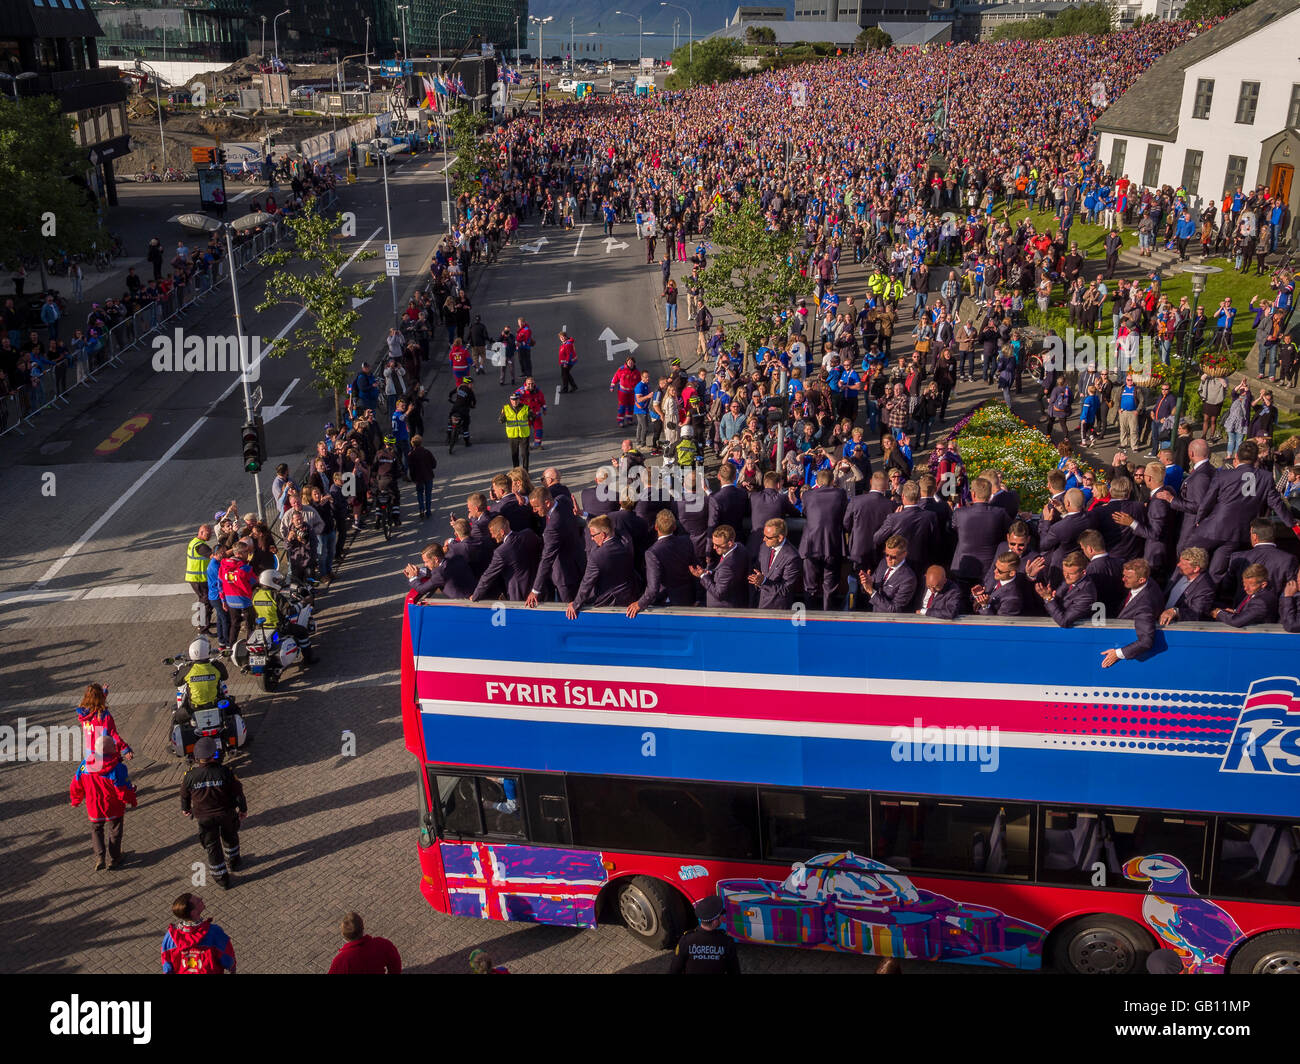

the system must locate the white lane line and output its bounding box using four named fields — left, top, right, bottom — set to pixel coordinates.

left=555, top=384, right=562, bottom=404
left=273, top=378, right=298, bottom=407
left=0, top=582, right=192, bottom=606
left=567, top=281, right=572, bottom=293
left=572, top=223, right=588, bottom=257
left=28, top=227, right=384, bottom=592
